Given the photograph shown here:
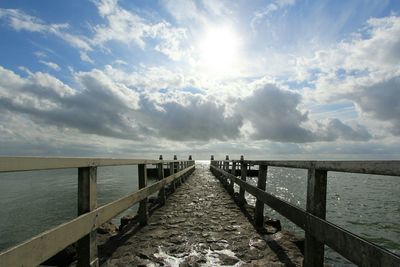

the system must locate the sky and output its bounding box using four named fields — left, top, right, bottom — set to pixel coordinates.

left=0, top=0, right=399, bottom=160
